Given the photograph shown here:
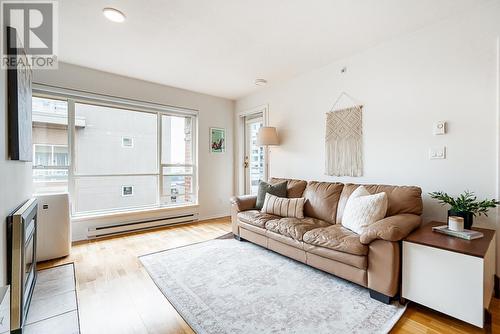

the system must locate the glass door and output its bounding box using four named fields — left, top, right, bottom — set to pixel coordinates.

left=244, top=116, right=264, bottom=194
